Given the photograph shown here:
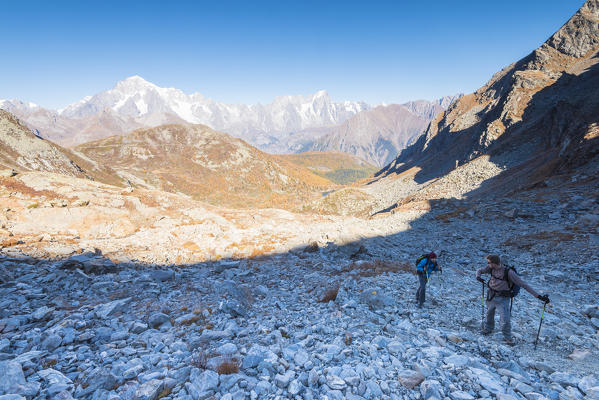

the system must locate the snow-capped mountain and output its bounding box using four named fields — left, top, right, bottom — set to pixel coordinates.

left=1, top=76, right=370, bottom=147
